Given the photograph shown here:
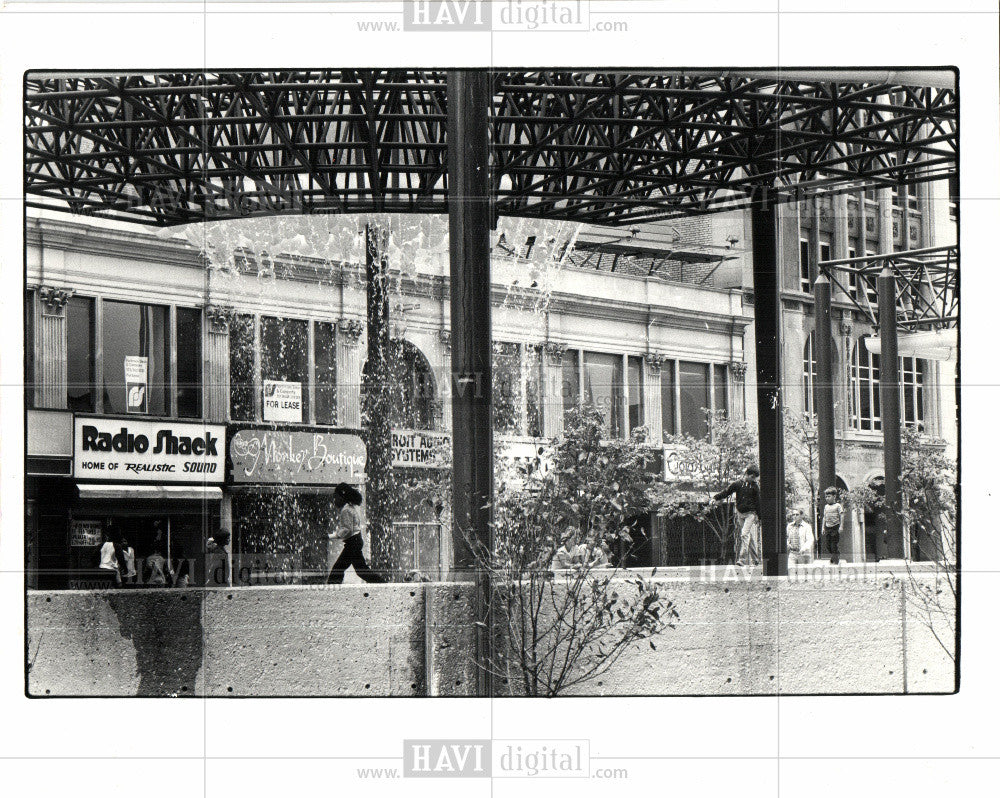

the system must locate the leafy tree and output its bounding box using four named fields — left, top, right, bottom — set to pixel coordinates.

left=650, top=410, right=758, bottom=563
left=466, top=405, right=675, bottom=696
left=899, top=429, right=957, bottom=661
left=783, top=409, right=820, bottom=529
